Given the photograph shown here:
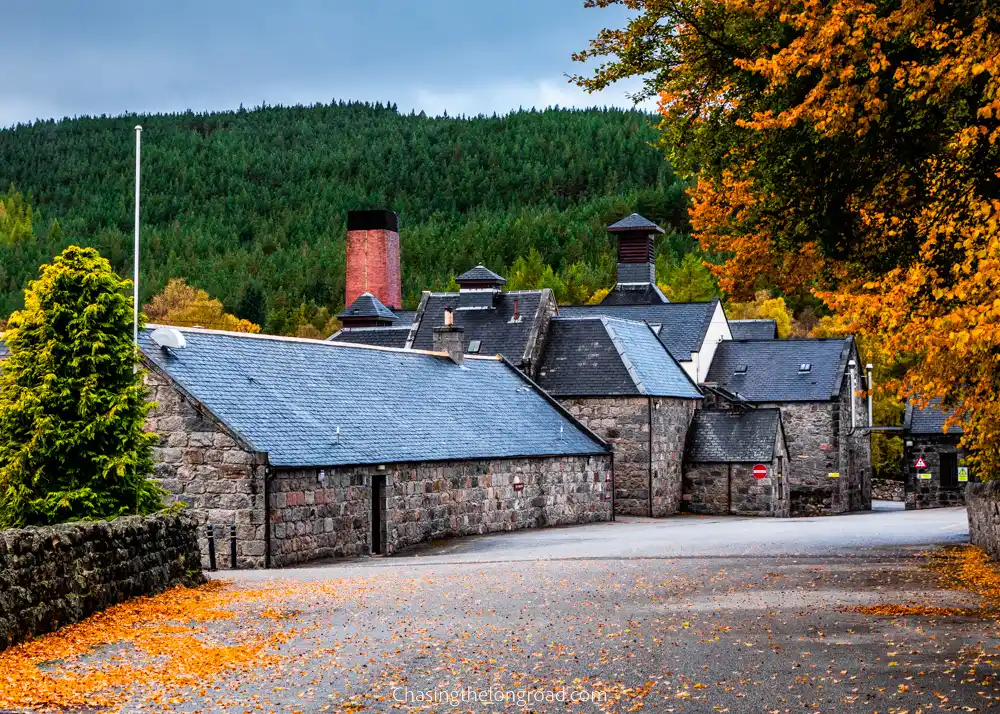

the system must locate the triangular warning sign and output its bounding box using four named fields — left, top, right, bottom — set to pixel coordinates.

left=915, top=456, right=927, bottom=469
